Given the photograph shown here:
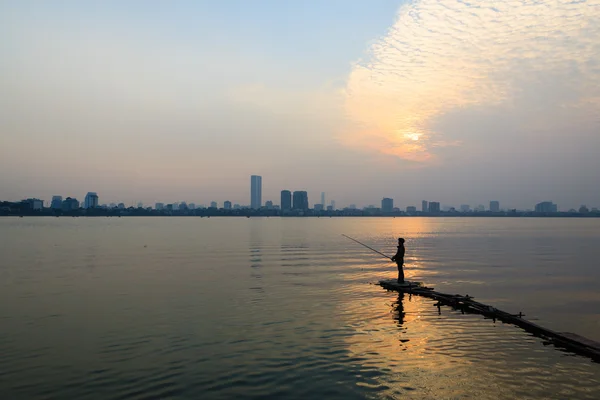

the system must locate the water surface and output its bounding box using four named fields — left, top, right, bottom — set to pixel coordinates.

left=1, top=217, right=599, bottom=399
